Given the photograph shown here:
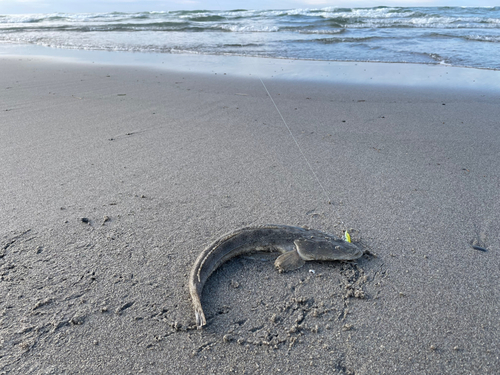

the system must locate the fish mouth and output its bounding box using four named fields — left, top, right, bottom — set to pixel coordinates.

left=354, top=248, right=364, bottom=259
left=345, top=243, right=364, bottom=259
